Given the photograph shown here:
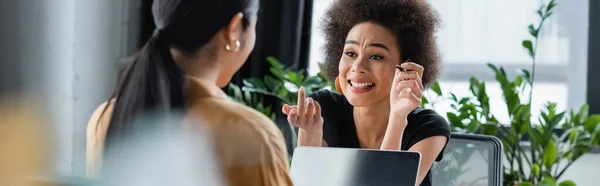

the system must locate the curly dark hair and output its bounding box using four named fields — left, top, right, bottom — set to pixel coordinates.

left=321, top=0, right=441, bottom=87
